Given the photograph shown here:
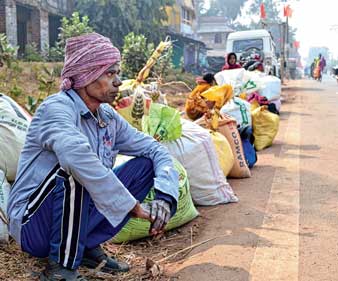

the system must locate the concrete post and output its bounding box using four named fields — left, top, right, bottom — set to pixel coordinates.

left=5, top=0, right=17, bottom=47
left=40, top=9, right=49, bottom=53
